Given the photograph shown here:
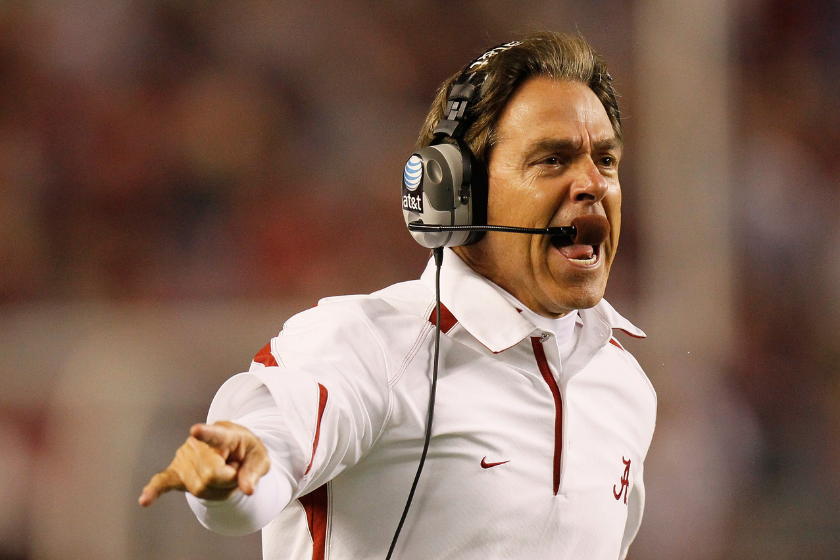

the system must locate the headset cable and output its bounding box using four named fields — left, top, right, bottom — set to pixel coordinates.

left=385, top=246, right=443, bottom=559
